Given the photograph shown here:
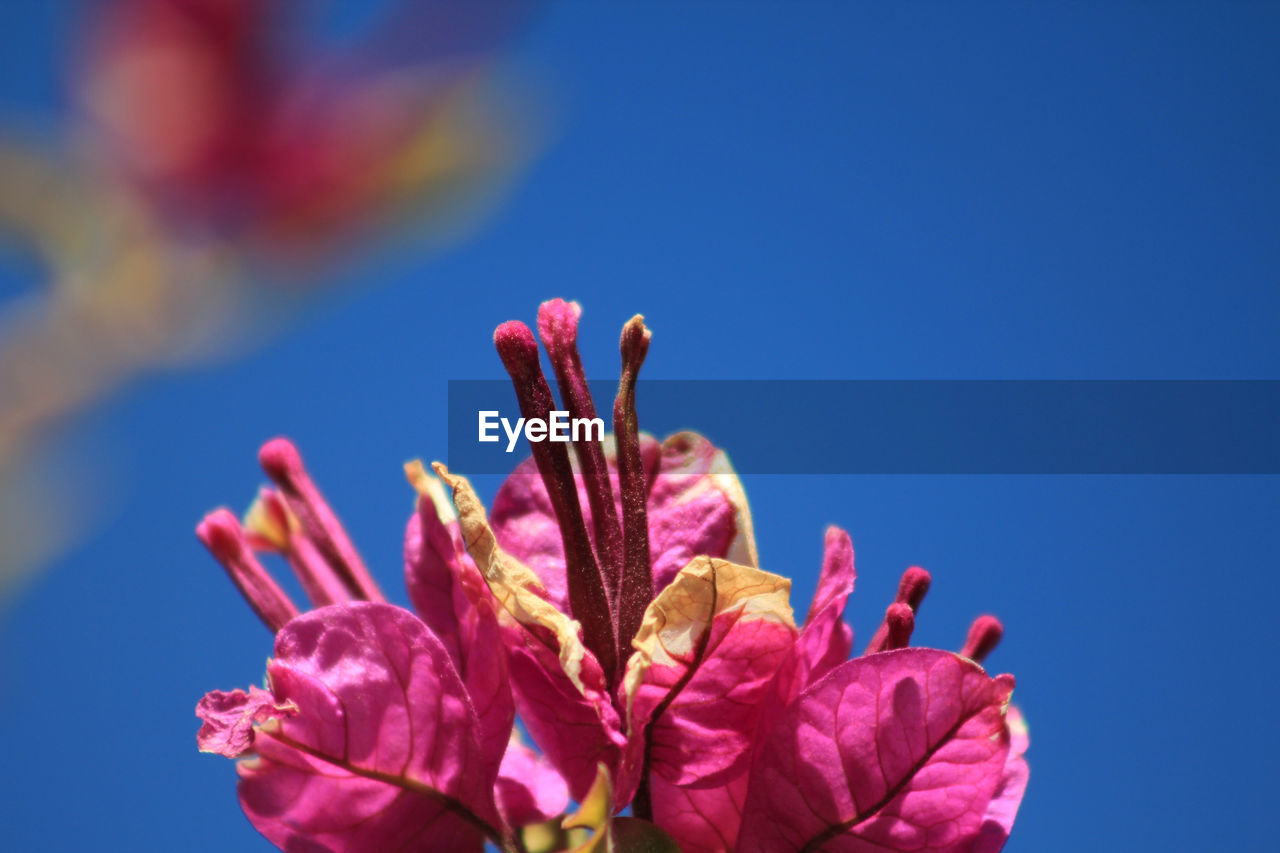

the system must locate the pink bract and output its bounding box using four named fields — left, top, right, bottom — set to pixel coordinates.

left=195, top=300, right=1028, bottom=852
